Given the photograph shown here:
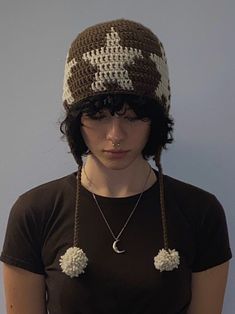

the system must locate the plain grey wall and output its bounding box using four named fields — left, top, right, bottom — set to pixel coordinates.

left=0, top=0, right=234, bottom=312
